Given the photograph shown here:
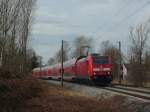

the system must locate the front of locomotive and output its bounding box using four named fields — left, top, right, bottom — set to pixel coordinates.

left=88, top=54, right=113, bottom=84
